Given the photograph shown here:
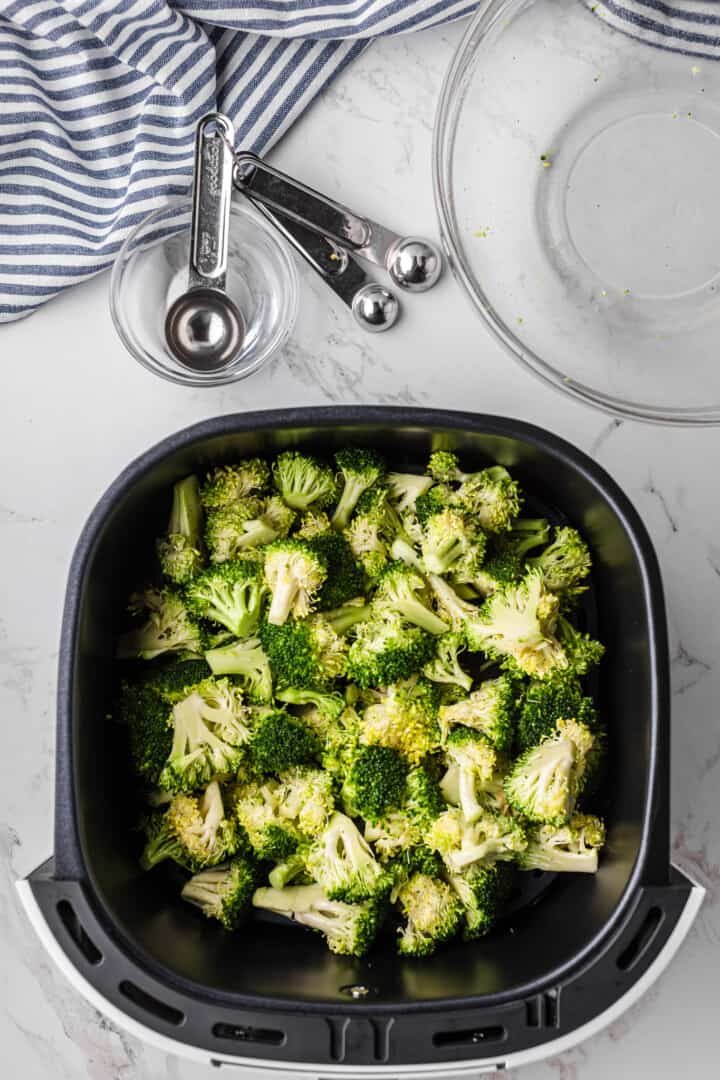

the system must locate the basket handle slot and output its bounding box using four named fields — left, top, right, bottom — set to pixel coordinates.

left=56, top=899, right=102, bottom=966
